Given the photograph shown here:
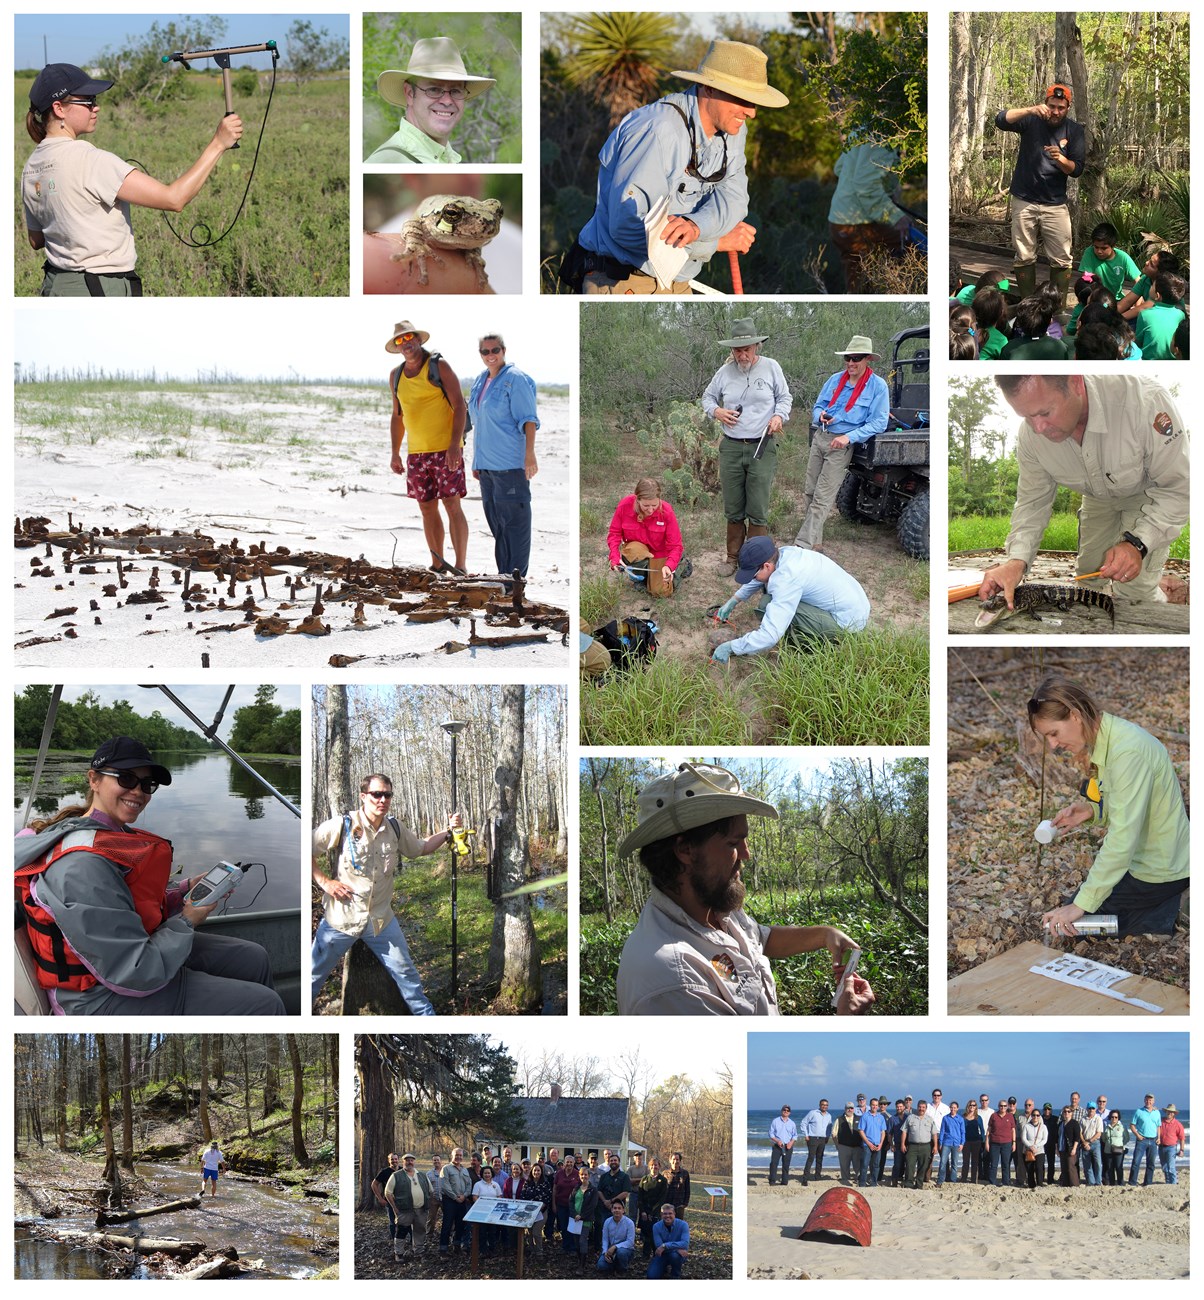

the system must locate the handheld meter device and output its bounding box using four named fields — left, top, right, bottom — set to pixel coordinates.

left=186, top=861, right=247, bottom=907
left=831, top=948, right=862, bottom=1009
